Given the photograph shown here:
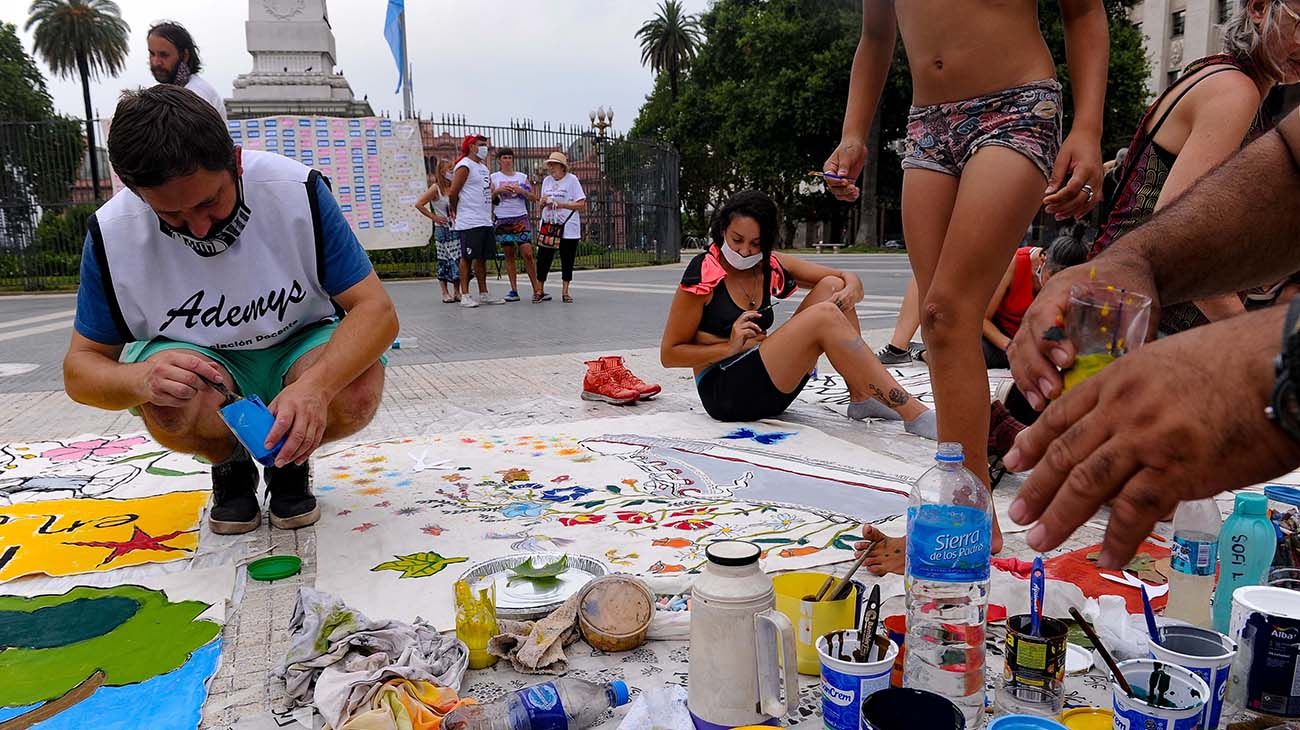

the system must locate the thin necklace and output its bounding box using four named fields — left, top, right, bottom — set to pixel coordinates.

left=736, top=268, right=761, bottom=309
